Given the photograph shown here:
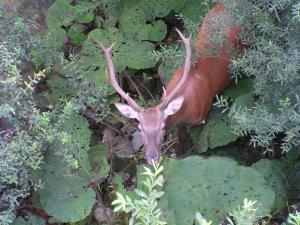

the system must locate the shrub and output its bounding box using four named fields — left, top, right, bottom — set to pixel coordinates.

left=220, top=0, right=300, bottom=153
left=0, top=14, right=48, bottom=223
